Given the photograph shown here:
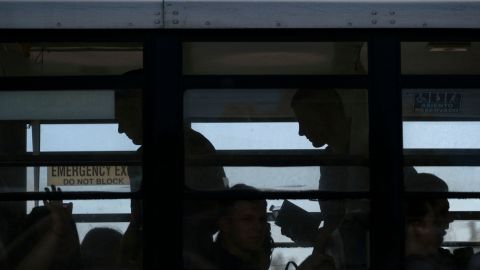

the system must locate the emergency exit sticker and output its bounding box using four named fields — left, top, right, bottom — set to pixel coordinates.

left=414, top=91, right=462, bottom=113
left=48, top=166, right=130, bottom=186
